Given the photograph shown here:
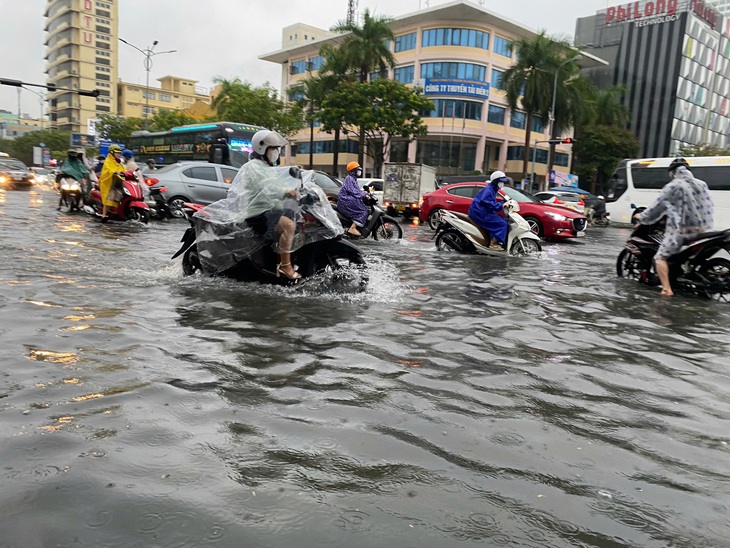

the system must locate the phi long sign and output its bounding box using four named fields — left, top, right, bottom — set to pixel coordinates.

left=605, top=0, right=720, bottom=29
